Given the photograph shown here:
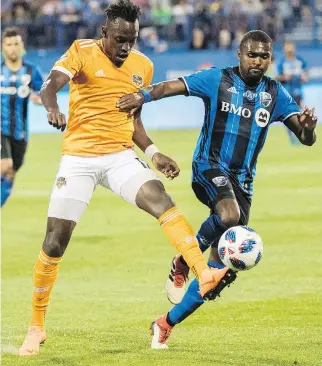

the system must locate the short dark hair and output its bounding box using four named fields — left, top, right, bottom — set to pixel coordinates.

left=105, top=0, right=141, bottom=23
left=240, top=30, right=272, bottom=49
left=2, top=27, right=21, bottom=40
